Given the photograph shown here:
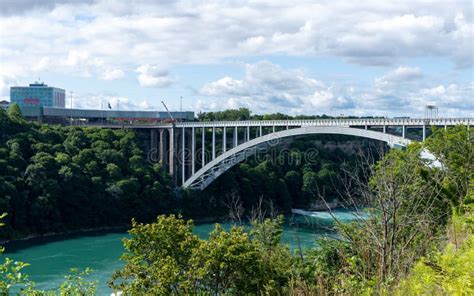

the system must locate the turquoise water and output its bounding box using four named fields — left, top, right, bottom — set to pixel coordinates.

left=3, top=209, right=359, bottom=295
